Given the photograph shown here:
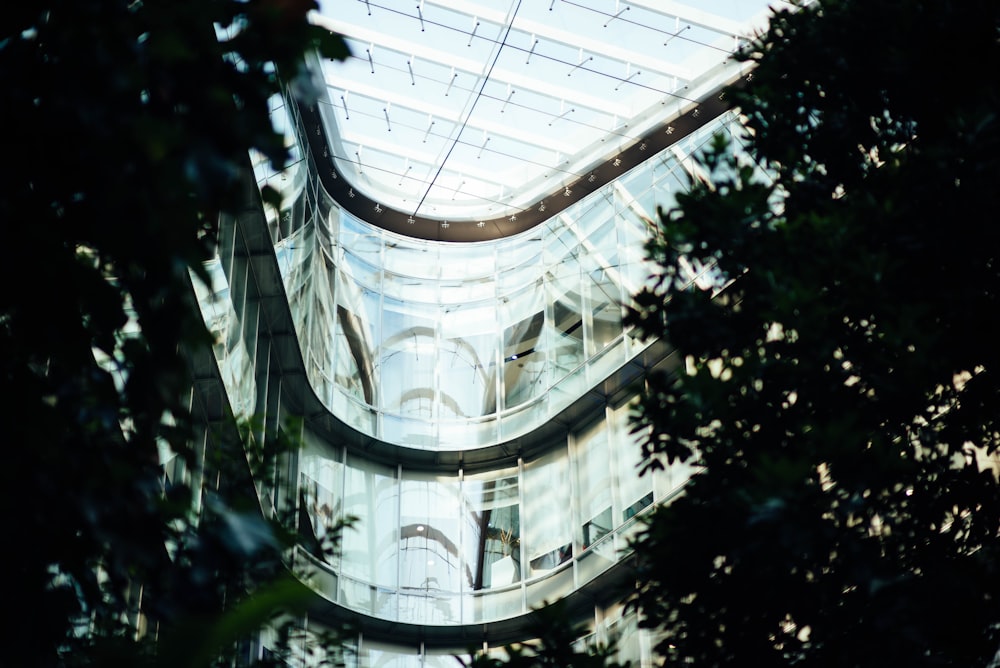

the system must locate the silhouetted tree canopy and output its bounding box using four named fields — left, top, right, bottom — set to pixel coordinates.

left=0, top=2, right=345, bottom=666
left=627, top=1, right=1000, bottom=666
